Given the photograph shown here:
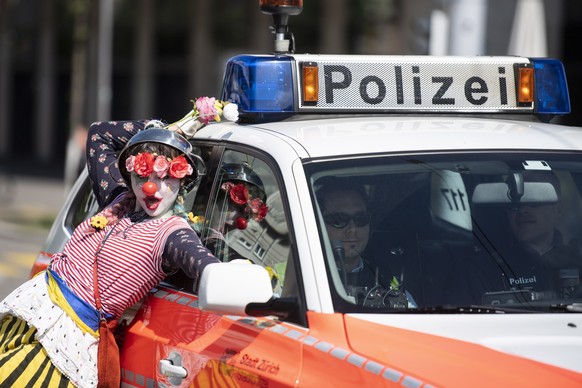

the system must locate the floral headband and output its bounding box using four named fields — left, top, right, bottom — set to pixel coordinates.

left=125, top=152, right=193, bottom=179
left=222, top=182, right=268, bottom=223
